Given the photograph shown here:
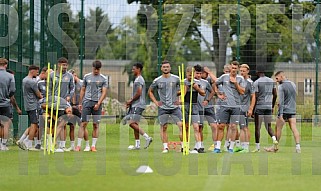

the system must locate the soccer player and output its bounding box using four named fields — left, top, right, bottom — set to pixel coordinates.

left=22, top=65, right=43, bottom=150
left=0, top=58, right=16, bottom=151
left=49, top=57, right=75, bottom=151
left=274, top=71, right=301, bottom=153
left=237, top=64, right=255, bottom=153
left=148, top=60, right=183, bottom=153
left=41, top=96, right=81, bottom=147
left=194, top=65, right=217, bottom=153
left=183, top=66, right=206, bottom=153
left=253, top=66, right=278, bottom=152
left=125, top=62, right=152, bottom=150
left=214, top=61, right=245, bottom=153
left=68, top=69, right=85, bottom=151
left=208, top=64, right=230, bottom=151
left=75, top=60, right=108, bottom=152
